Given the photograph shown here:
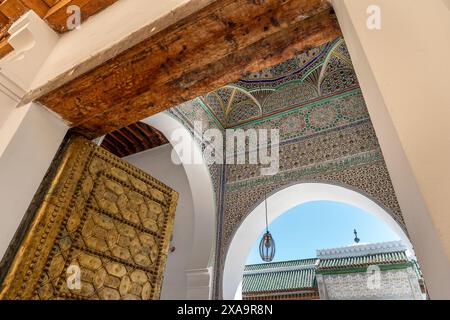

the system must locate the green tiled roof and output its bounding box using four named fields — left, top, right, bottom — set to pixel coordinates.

left=244, top=259, right=317, bottom=272
left=243, top=251, right=411, bottom=294
left=317, top=251, right=409, bottom=270
left=243, top=259, right=317, bottom=293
